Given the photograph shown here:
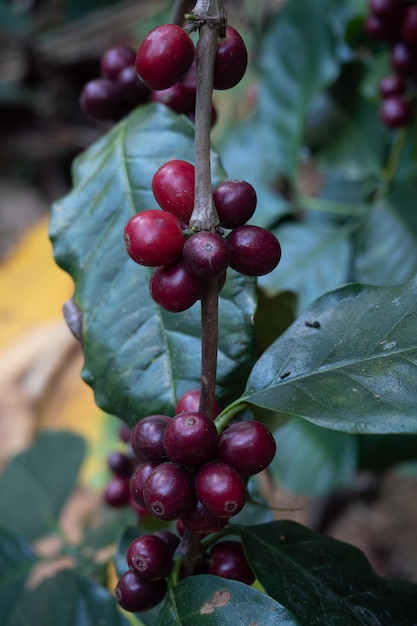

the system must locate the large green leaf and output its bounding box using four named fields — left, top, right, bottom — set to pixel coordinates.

left=155, top=575, right=298, bottom=626
left=239, top=521, right=417, bottom=626
left=239, top=276, right=417, bottom=434
left=0, top=431, right=86, bottom=540
left=6, top=569, right=128, bottom=626
left=50, top=104, right=257, bottom=426
left=0, top=528, right=38, bottom=625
